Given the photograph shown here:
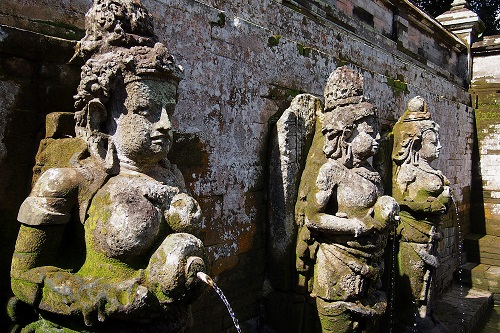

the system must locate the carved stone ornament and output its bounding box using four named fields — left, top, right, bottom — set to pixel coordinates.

left=9, top=1, right=208, bottom=332
left=392, top=96, right=451, bottom=330
left=291, top=66, right=399, bottom=333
